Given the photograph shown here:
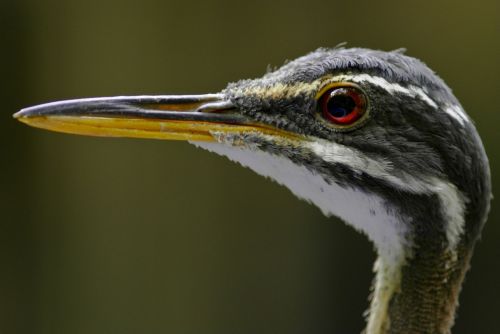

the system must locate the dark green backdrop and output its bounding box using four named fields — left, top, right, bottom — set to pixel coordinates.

left=1, top=1, right=499, bottom=333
